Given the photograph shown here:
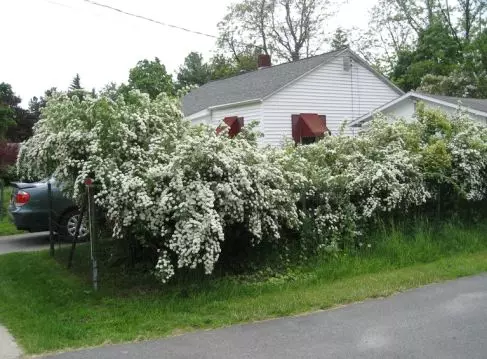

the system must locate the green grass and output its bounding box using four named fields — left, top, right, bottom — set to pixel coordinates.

left=0, top=221, right=487, bottom=354
left=0, top=186, right=24, bottom=236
